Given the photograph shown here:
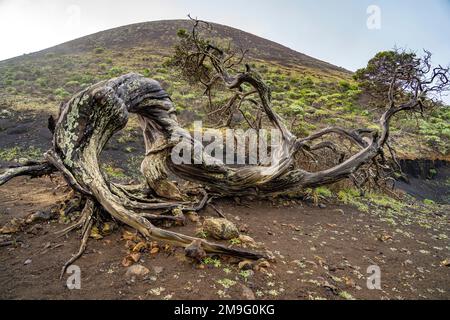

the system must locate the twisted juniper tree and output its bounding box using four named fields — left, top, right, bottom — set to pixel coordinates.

left=0, top=18, right=448, bottom=275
